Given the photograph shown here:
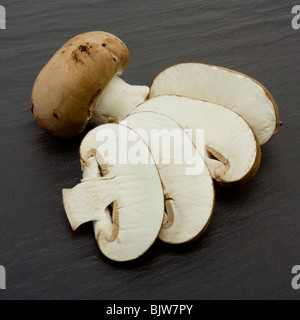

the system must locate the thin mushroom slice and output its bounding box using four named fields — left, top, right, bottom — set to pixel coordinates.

left=62, top=124, right=164, bottom=262
left=149, top=63, right=281, bottom=145
left=124, top=111, right=215, bottom=244
left=130, top=95, right=261, bottom=186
